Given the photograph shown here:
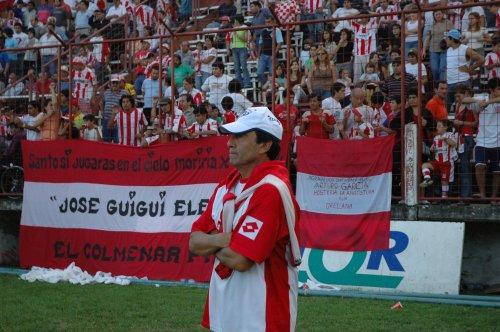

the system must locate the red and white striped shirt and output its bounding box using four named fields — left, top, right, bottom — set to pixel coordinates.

left=485, top=51, right=499, bottom=80
left=352, top=19, right=378, bottom=56
left=301, top=0, right=321, bottom=13
left=145, top=56, right=171, bottom=78
left=187, top=118, right=219, bottom=138
left=376, top=5, right=398, bottom=24
left=163, top=108, right=187, bottom=140
left=114, top=108, right=148, bottom=146
left=180, top=88, right=204, bottom=105
left=71, top=67, right=97, bottom=100
left=135, top=4, right=155, bottom=29
left=433, top=132, right=454, bottom=163
left=90, top=36, right=110, bottom=63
